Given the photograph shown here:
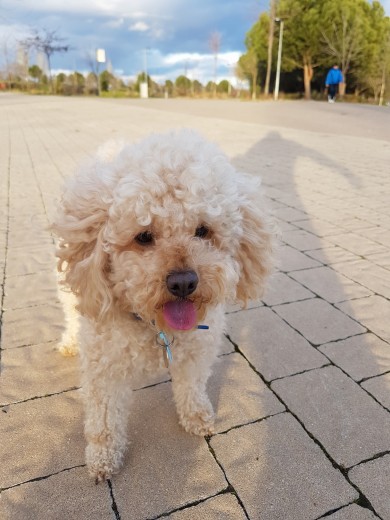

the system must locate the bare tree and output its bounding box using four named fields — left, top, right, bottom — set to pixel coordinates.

left=264, top=0, right=277, bottom=95
left=209, top=31, right=221, bottom=97
left=1, top=36, right=14, bottom=89
left=321, top=3, right=366, bottom=96
left=21, top=28, right=70, bottom=92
